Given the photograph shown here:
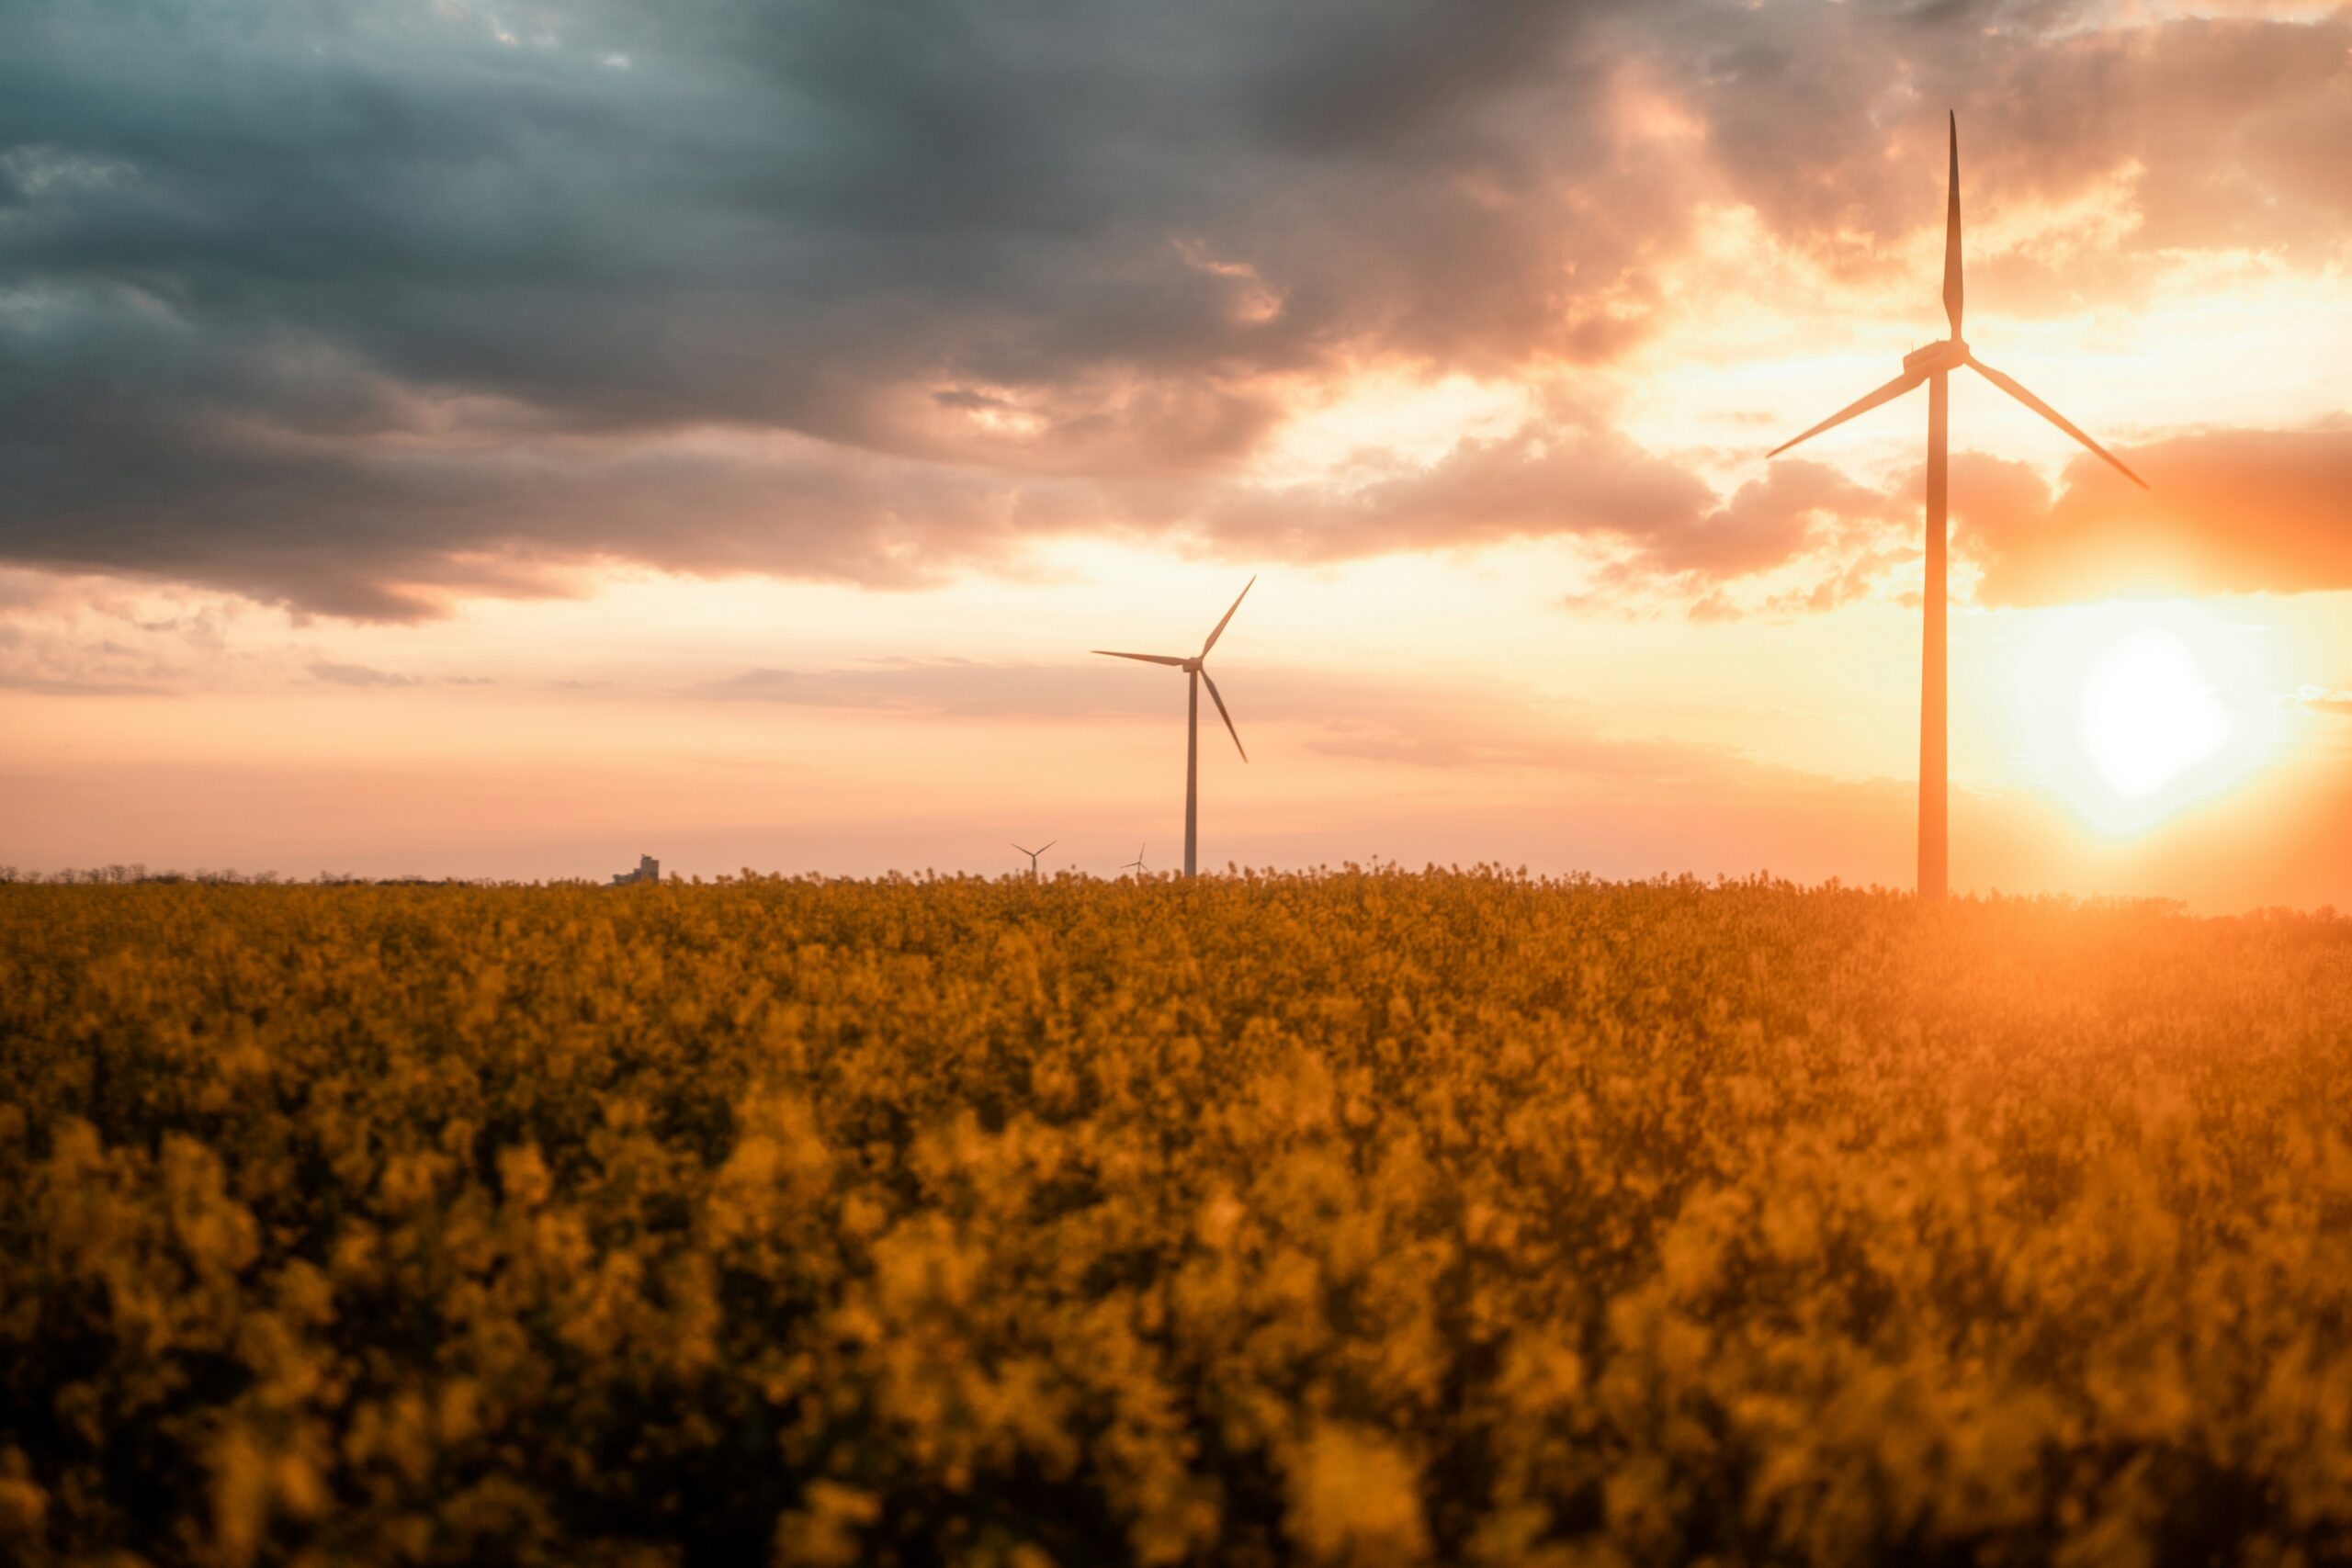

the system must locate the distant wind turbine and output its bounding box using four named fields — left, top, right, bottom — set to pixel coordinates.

left=1122, top=842, right=1148, bottom=874
left=1093, top=577, right=1254, bottom=877
left=1768, top=113, right=2147, bottom=901
left=1011, top=840, right=1055, bottom=878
